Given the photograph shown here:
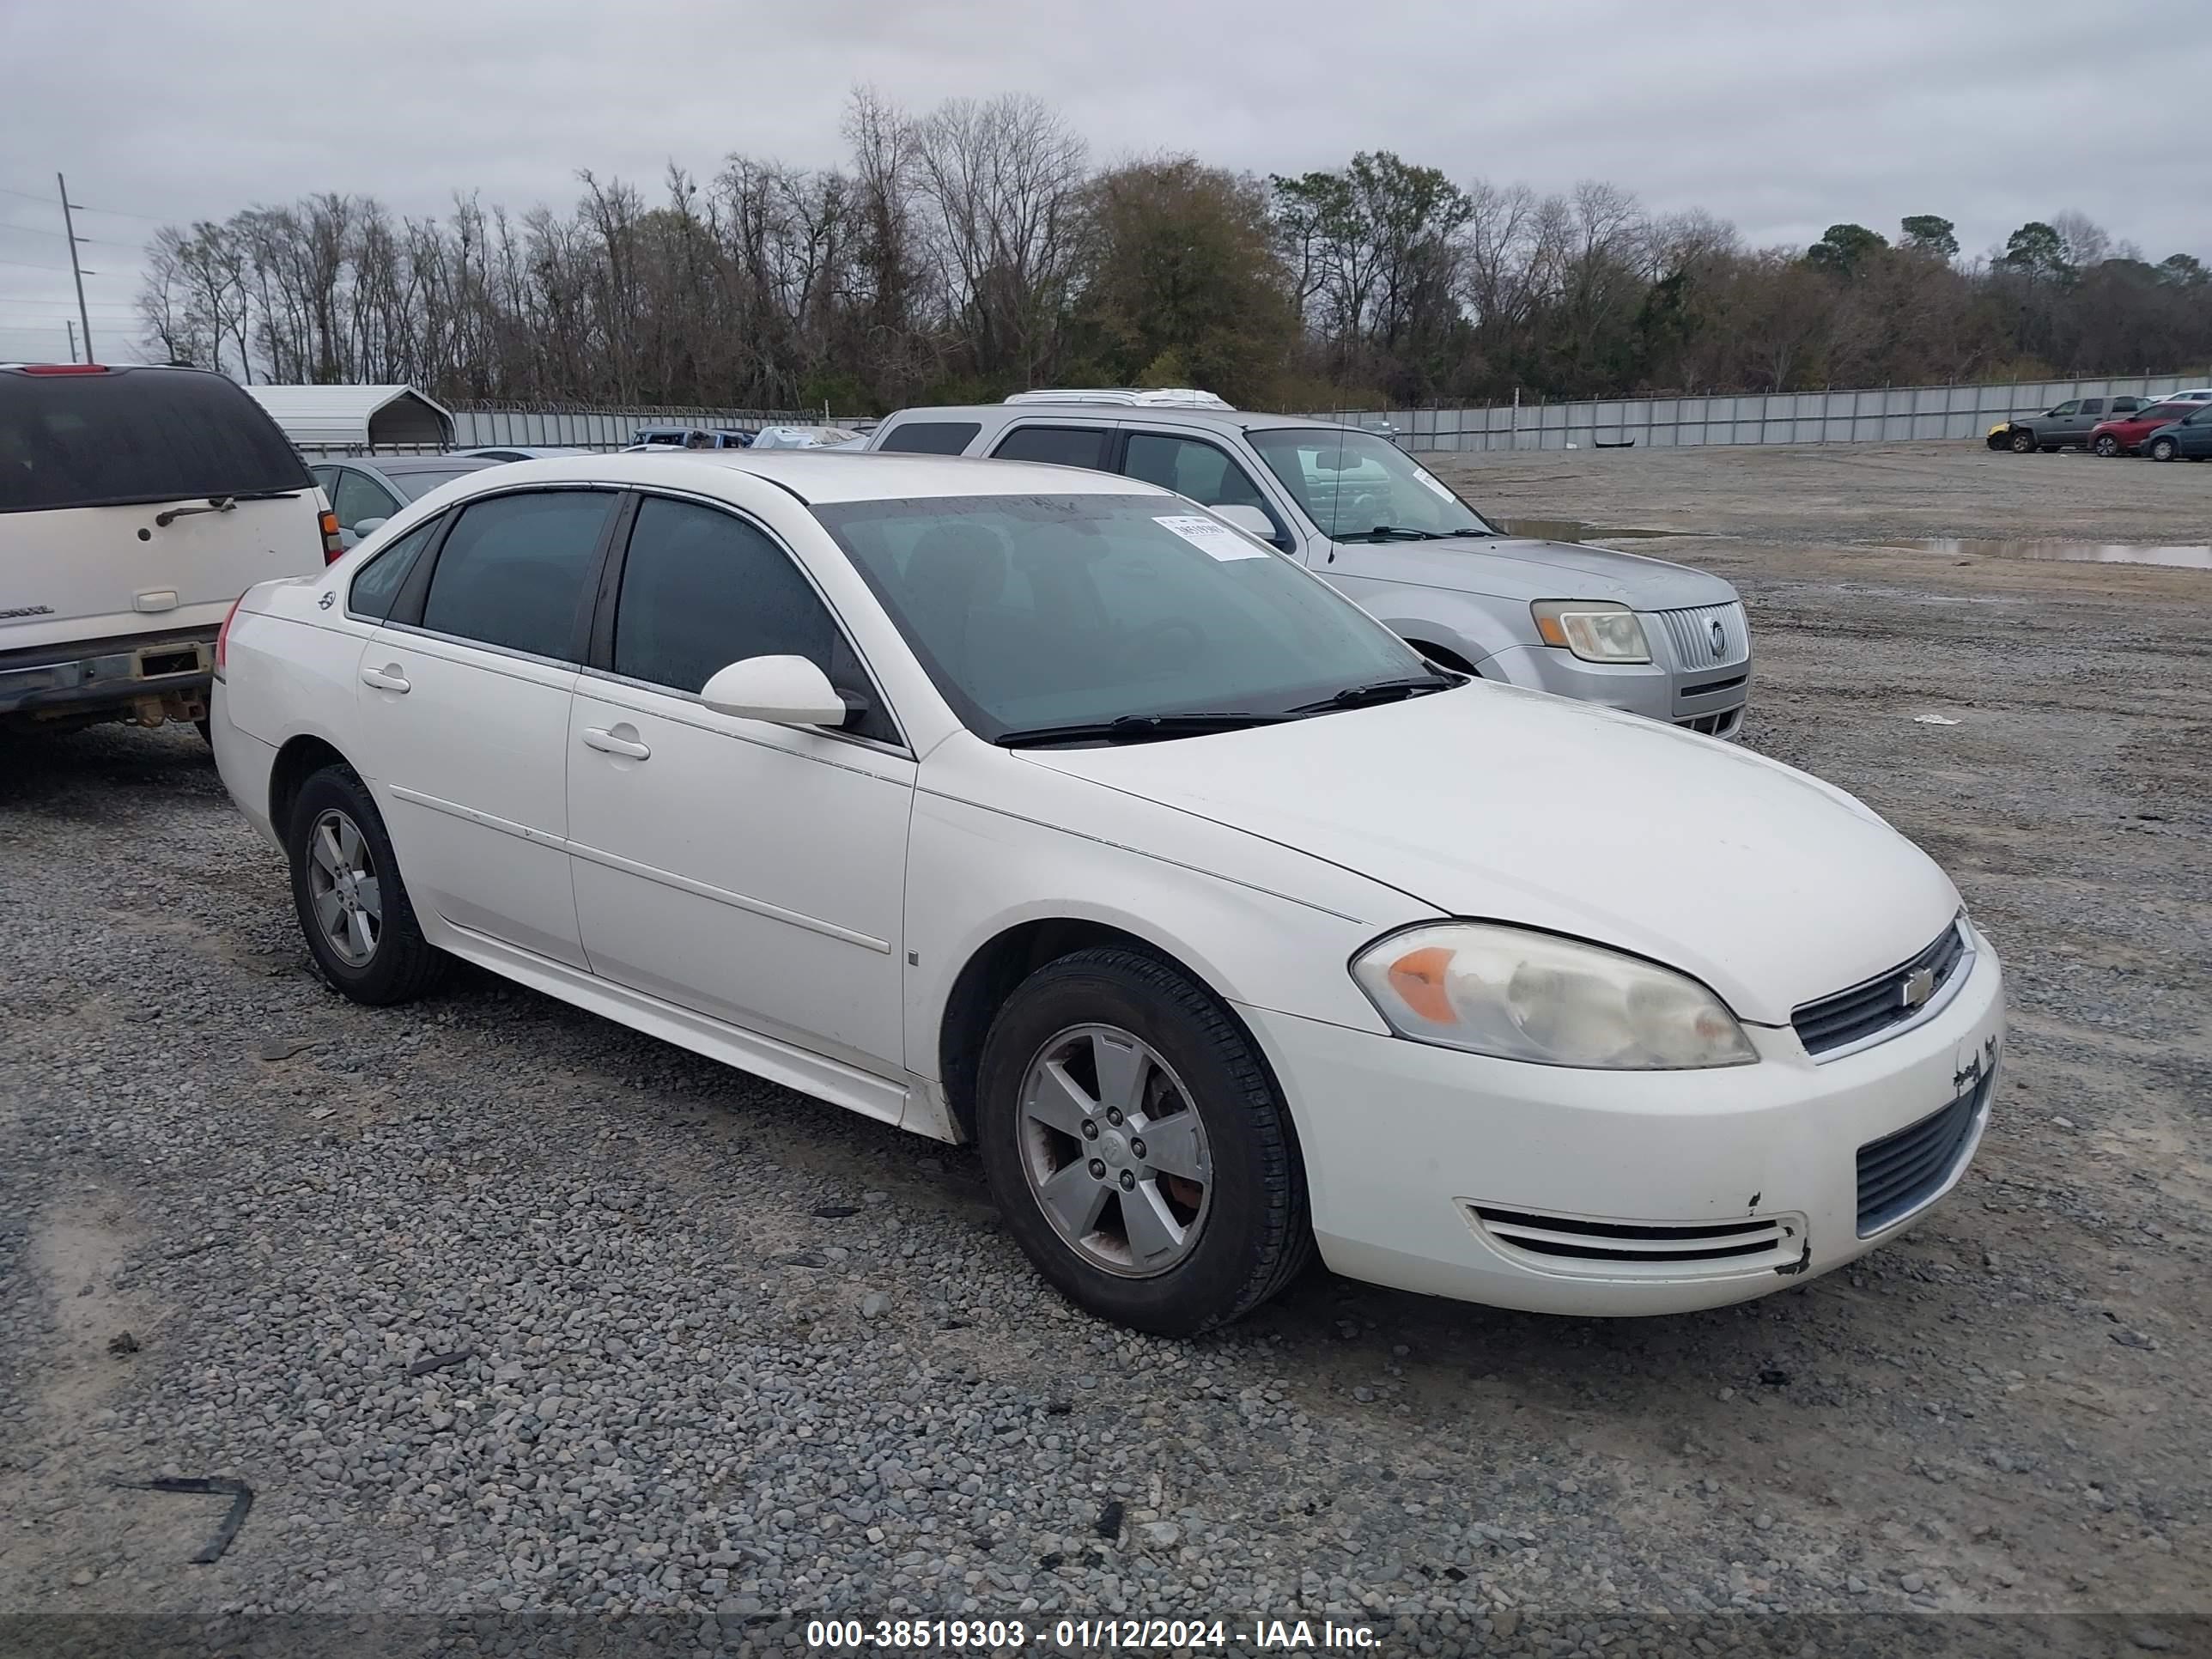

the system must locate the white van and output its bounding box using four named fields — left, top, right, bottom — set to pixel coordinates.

left=1, top=362, right=339, bottom=737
